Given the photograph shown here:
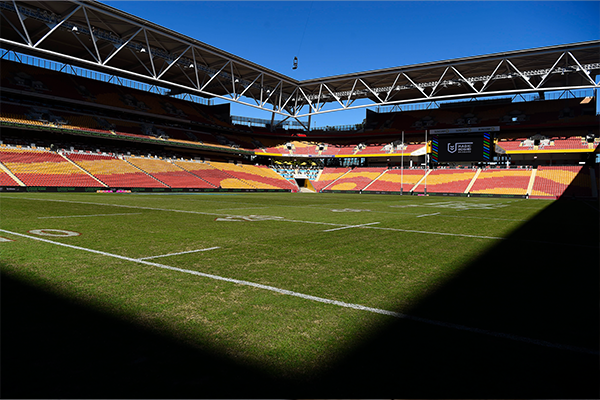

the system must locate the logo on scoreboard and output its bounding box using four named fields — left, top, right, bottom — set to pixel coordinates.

left=447, top=141, right=473, bottom=154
